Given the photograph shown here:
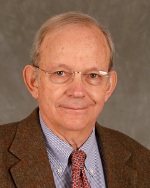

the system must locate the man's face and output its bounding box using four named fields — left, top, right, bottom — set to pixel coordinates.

left=34, top=24, right=116, bottom=136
